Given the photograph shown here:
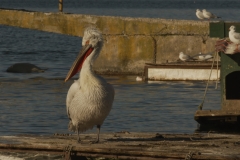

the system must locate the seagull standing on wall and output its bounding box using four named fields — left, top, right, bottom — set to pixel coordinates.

left=229, top=25, right=240, bottom=44
left=202, top=9, right=220, bottom=20
left=65, top=27, right=115, bottom=143
left=196, top=9, right=205, bottom=20
left=179, top=52, right=194, bottom=61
